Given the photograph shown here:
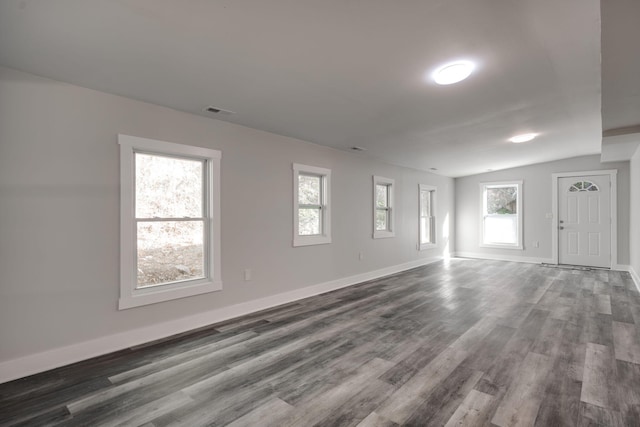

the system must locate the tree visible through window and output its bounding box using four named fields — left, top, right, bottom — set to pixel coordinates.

left=481, top=181, right=523, bottom=248
left=419, top=184, right=436, bottom=248
left=373, top=176, right=395, bottom=238
left=298, top=173, right=323, bottom=235
left=486, top=186, right=517, bottom=215
left=376, top=184, right=391, bottom=231
left=135, top=153, right=205, bottom=287
left=293, top=164, right=331, bottom=246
